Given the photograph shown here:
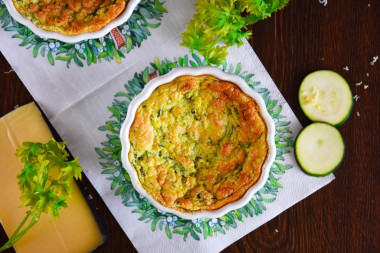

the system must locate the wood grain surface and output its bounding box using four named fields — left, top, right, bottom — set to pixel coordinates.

left=1, top=0, right=379, bottom=252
